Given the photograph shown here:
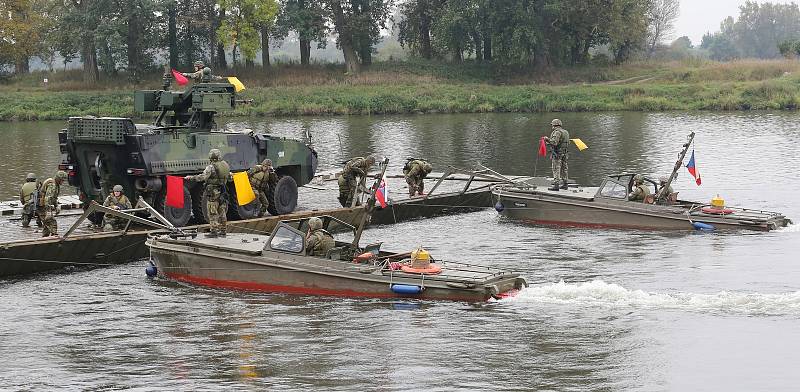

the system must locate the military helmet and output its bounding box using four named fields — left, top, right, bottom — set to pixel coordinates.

left=209, top=148, right=222, bottom=161
left=365, top=154, right=377, bottom=165
left=551, top=119, right=562, bottom=127
left=262, top=159, right=272, bottom=166
left=308, top=217, right=323, bottom=231
left=659, top=176, right=668, bottom=184
left=202, top=67, right=211, bottom=76
left=113, top=184, right=124, bottom=192
left=634, top=174, right=644, bottom=184
left=194, top=60, right=204, bottom=68
left=26, top=173, right=36, bottom=181
left=55, top=170, right=67, bottom=180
